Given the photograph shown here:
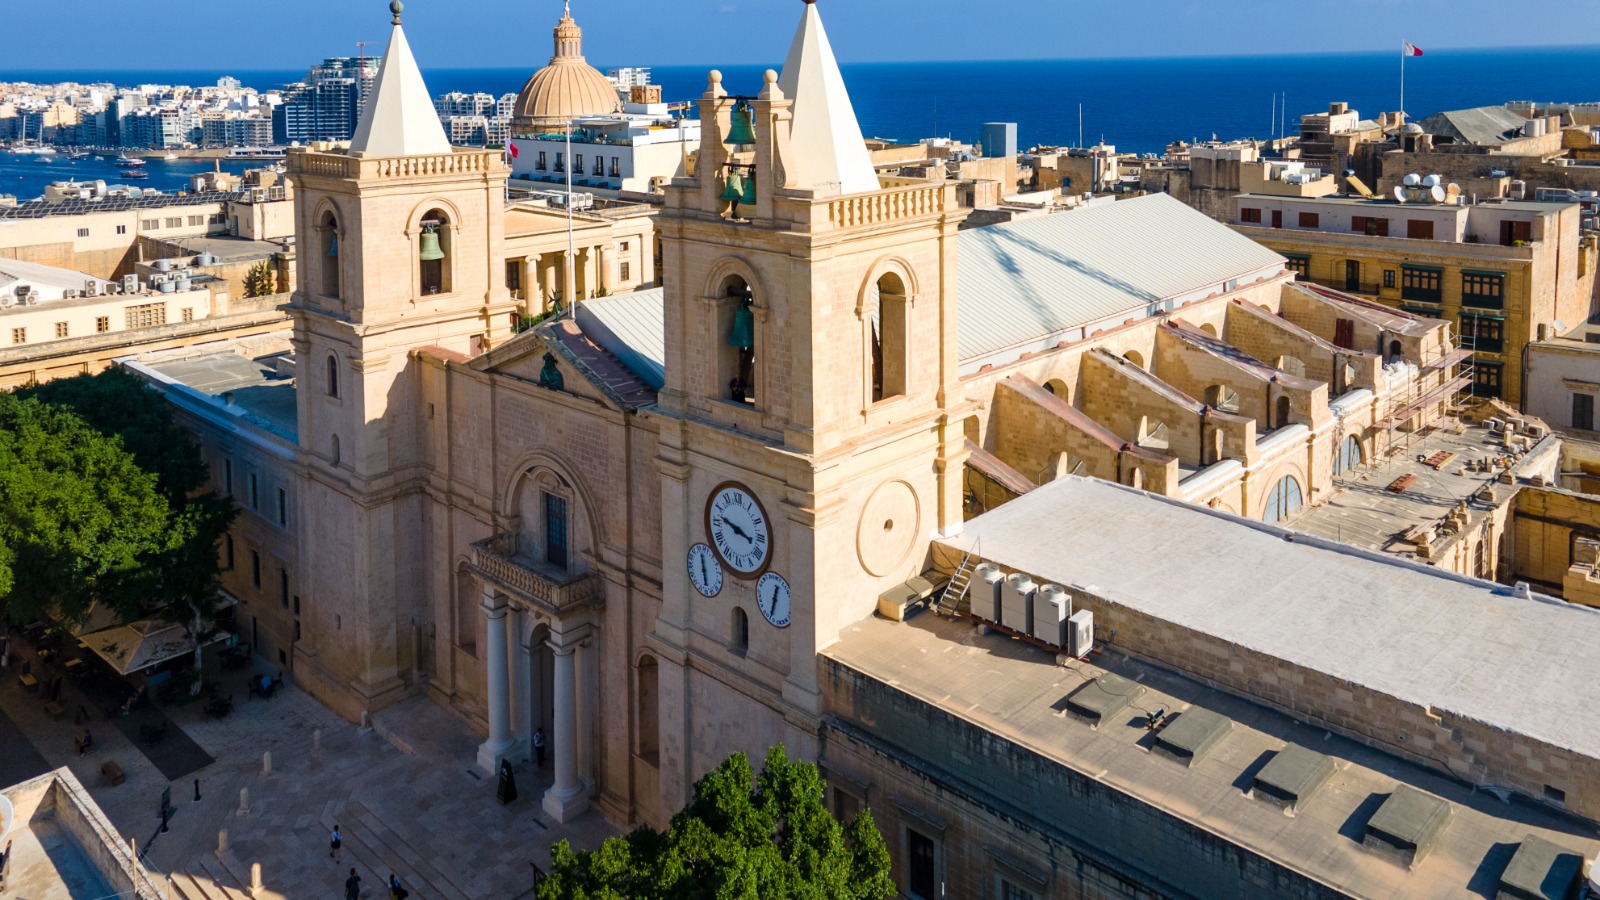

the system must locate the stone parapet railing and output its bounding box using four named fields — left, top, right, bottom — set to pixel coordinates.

left=821, top=182, right=952, bottom=230
left=471, top=535, right=601, bottom=616
left=289, top=149, right=499, bottom=181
